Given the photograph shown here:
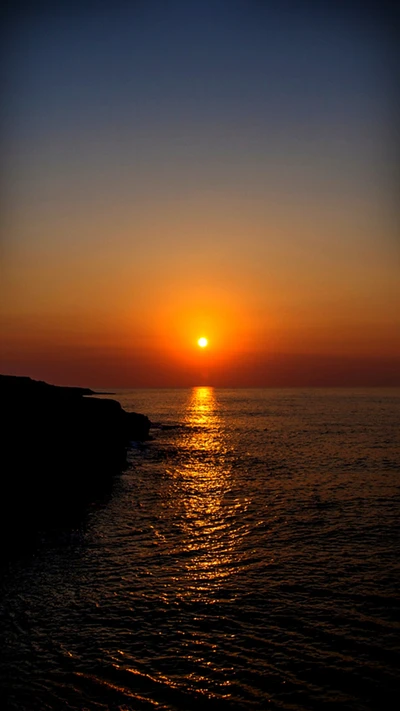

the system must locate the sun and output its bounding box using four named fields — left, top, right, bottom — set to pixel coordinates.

left=197, top=337, right=208, bottom=348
